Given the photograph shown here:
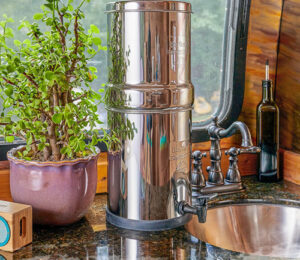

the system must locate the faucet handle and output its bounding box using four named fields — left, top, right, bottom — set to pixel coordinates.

left=224, top=146, right=261, bottom=183
left=225, top=147, right=241, bottom=183
left=239, top=146, right=261, bottom=154
left=192, top=150, right=207, bottom=161
left=225, top=146, right=261, bottom=156
left=225, top=147, right=240, bottom=157
left=191, top=150, right=207, bottom=194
